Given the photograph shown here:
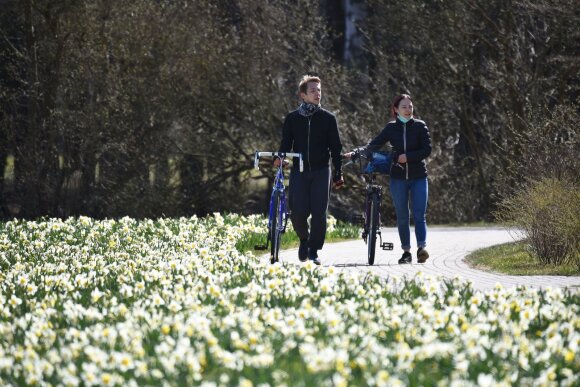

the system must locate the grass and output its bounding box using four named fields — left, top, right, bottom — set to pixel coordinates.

left=237, top=219, right=360, bottom=256
left=466, top=240, right=580, bottom=276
